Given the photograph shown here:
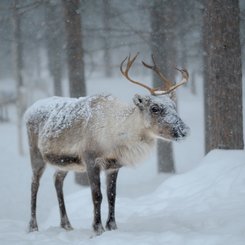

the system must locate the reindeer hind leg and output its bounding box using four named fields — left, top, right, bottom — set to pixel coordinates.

left=54, top=170, right=73, bottom=230
left=29, top=149, right=46, bottom=232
